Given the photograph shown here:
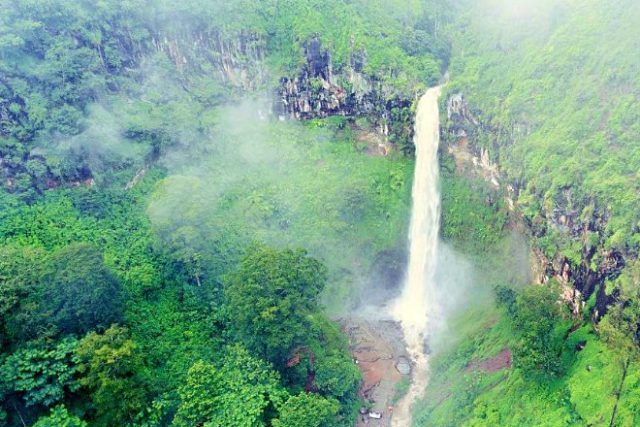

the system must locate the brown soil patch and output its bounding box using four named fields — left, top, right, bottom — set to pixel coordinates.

left=342, top=317, right=409, bottom=427
left=467, top=348, right=512, bottom=373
